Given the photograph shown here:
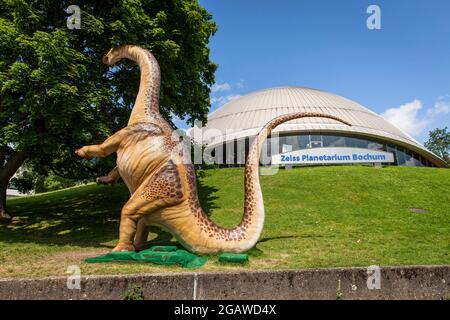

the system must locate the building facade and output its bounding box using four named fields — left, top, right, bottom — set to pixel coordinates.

left=195, top=87, right=446, bottom=168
